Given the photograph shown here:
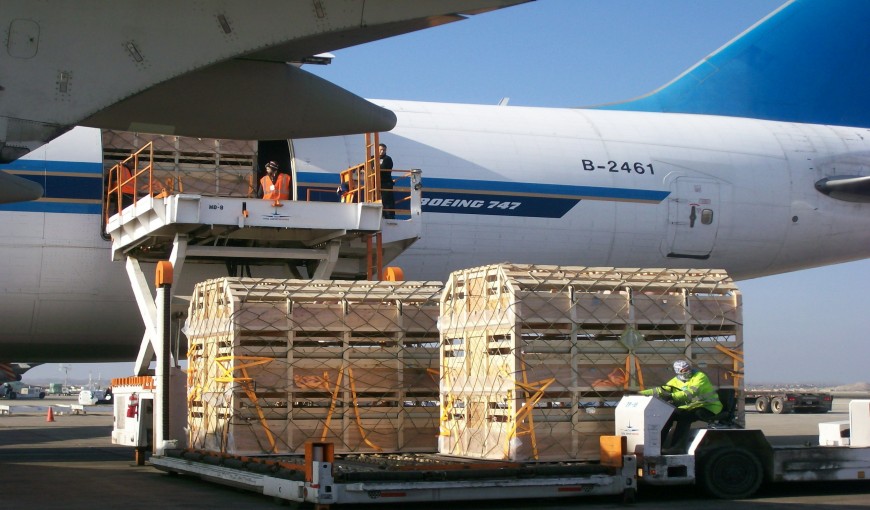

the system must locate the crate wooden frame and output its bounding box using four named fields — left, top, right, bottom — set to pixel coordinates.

left=186, top=277, right=442, bottom=455
left=439, top=264, right=744, bottom=462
